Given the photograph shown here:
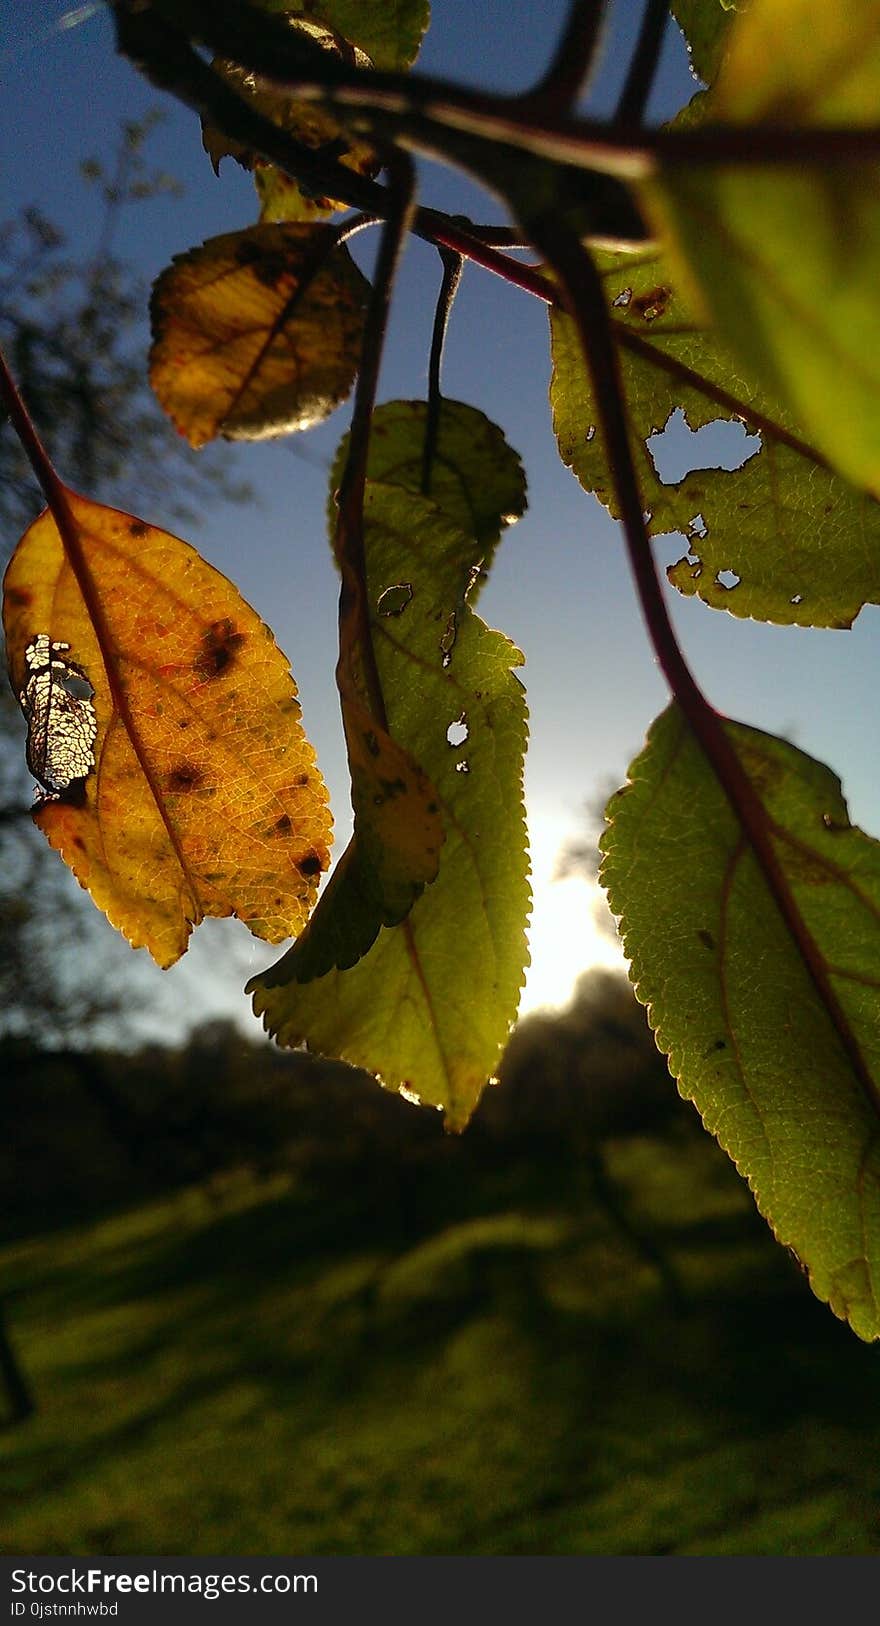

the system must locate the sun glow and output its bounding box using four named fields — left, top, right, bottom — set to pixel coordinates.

left=519, top=808, right=625, bottom=1018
